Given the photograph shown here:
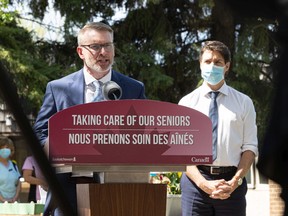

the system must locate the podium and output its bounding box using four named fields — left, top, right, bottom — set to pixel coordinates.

left=49, top=100, right=212, bottom=216
left=55, top=164, right=185, bottom=216
left=77, top=183, right=166, bottom=216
